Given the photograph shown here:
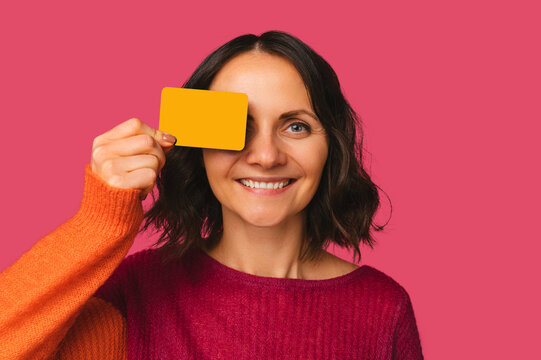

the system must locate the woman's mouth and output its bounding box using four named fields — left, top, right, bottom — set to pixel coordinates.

left=237, top=178, right=294, bottom=189
left=235, top=178, right=297, bottom=195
